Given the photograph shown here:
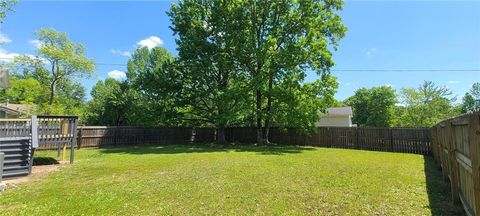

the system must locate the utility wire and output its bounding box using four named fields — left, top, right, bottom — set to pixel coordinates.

left=1, top=58, right=479, bottom=72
